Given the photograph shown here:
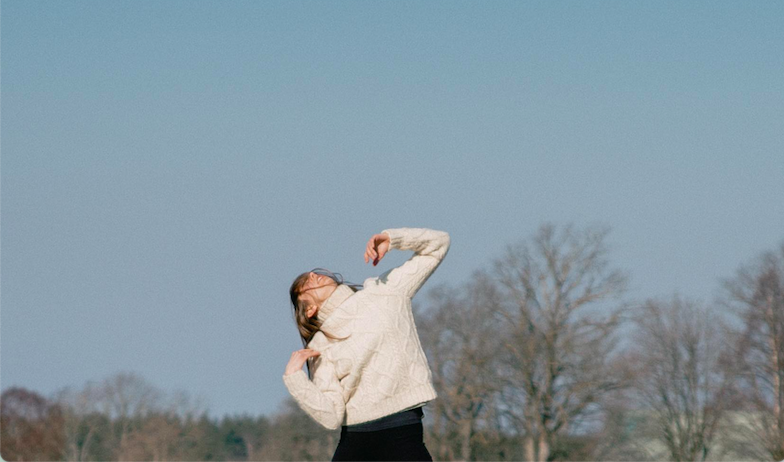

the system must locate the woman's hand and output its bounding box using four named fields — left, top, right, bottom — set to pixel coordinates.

left=284, top=349, right=321, bottom=376
left=364, top=233, right=390, bottom=266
